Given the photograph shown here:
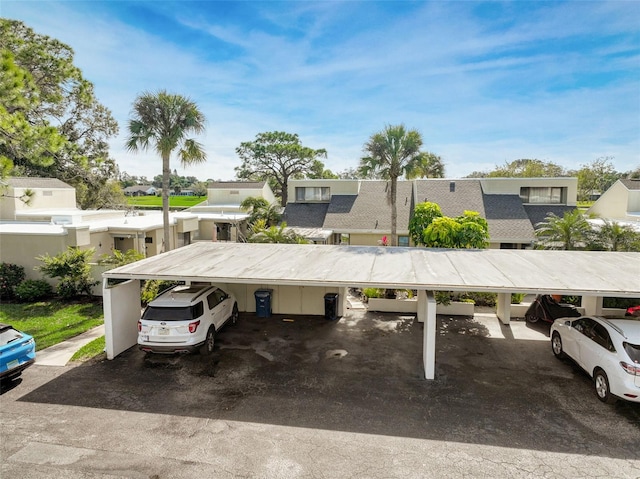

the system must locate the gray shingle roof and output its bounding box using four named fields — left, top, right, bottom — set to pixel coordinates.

left=414, top=179, right=485, bottom=217
left=282, top=203, right=329, bottom=228
left=524, top=205, right=576, bottom=228
left=323, top=181, right=413, bottom=232
left=208, top=181, right=265, bottom=189
left=483, top=194, right=535, bottom=242
left=4, top=177, right=73, bottom=189
left=620, top=179, right=640, bottom=190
